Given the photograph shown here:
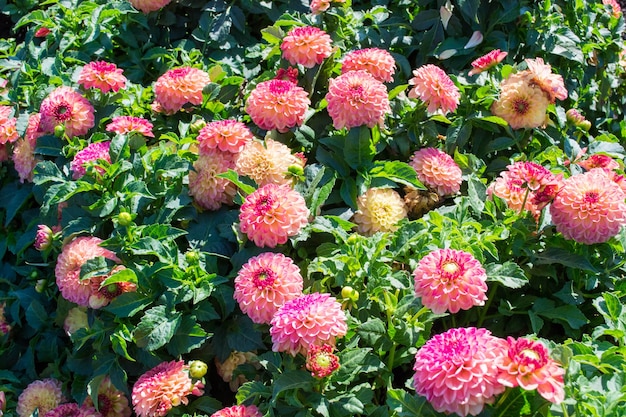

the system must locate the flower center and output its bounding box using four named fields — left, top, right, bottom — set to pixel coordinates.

left=269, top=80, right=291, bottom=95
left=252, top=268, right=277, bottom=288
left=97, top=394, right=112, bottom=417
left=584, top=191, right=599, bottom=205
left=513, top=98, right=530, bottom=115
left=100, top=283, right=123, bottom=300
left=54, top=103, right=72, bottom=121
left=441, top=260, right=460, bottom=277
left=254, top=195, right=274, bottom=216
